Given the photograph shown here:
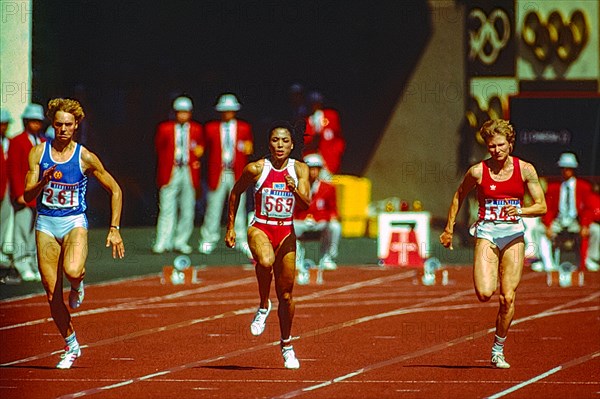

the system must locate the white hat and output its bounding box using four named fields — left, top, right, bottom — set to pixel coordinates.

left=22, top=103, right=45, bottom=121
left=304, top=153, right=324, bottom=168
left=215, top=94, right=241, bottom=112
left=173, top=96, right=193, bottom=112
left=0, top=109, right=12, bottom=123
left=557, top=152, right=578, bottom=168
